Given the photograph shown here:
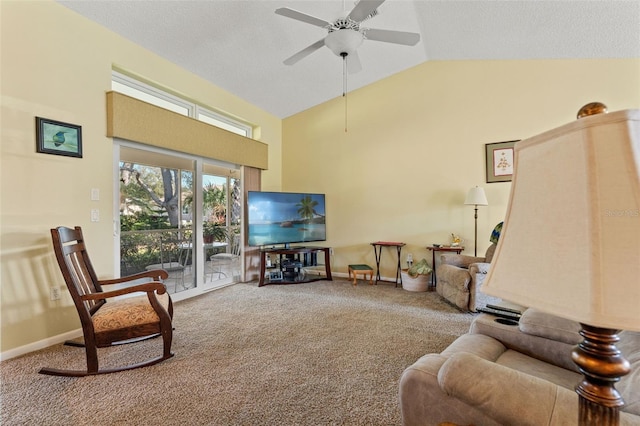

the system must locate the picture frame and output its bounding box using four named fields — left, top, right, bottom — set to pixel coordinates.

left=485, top=140, right=518, bottom=183
left=36, top=117, right=83, bottom=158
